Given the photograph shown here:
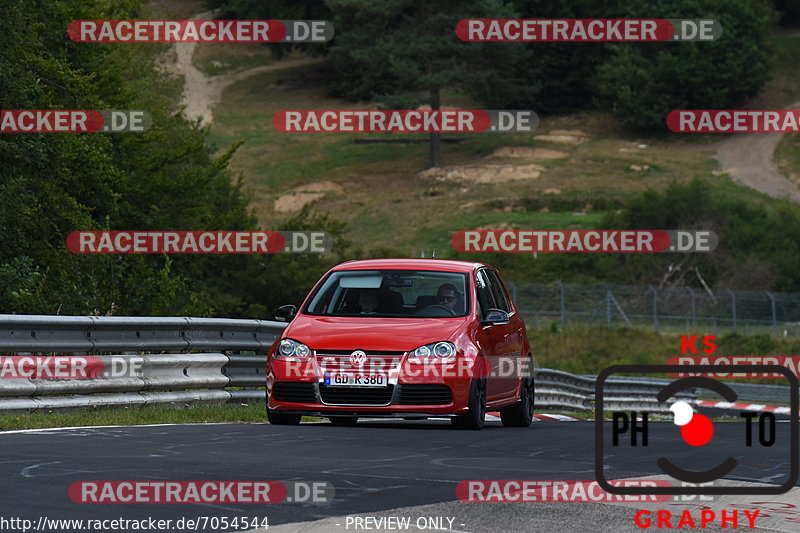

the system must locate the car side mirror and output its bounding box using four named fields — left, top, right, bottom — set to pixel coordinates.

left=482, top=308, right=509, bottom=326
left=275, top=304, right=297, bottom=322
